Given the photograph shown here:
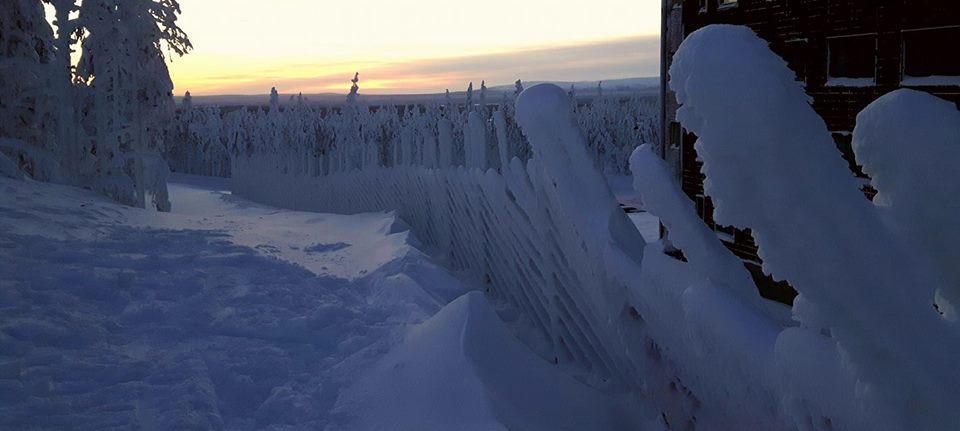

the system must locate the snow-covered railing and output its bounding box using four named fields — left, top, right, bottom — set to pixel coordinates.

left=231, top=26, right=959, bottom=431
